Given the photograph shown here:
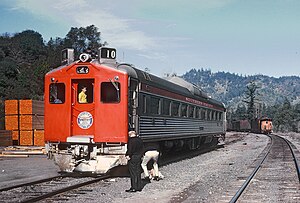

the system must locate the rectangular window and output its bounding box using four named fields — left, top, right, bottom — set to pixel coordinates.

left=149, top=96, right=160, bottom=115
left=162, top=99, right=171, bottom=115
left=101, top=82, right=120, bottom=103
left=207, top=110, right=212, bottom=120
left=195, top=107, right=200, bottom=119
left=78, top=82, right=94, bottom=103
left=188, top=106, right=194, bottom=118
left=200, top=108, right=206, bottom=120
left=171, top=101, right=180, bottom=117
left=219, top=112, right=223, bottom=120
left=49, top=83, right=65, bottom=104
left=181, top=104, right=187, bottom=117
